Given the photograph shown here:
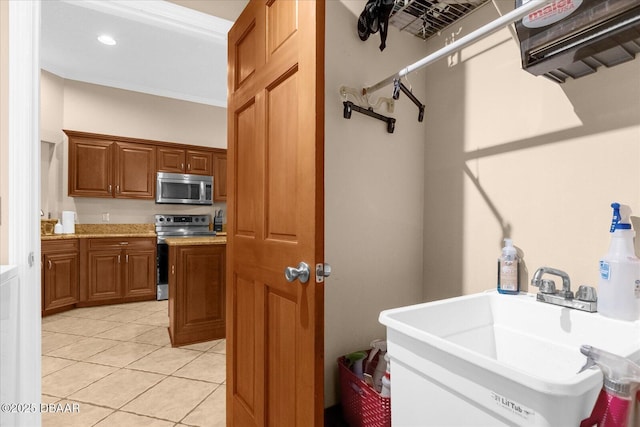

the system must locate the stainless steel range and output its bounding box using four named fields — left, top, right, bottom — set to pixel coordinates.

left=155, top=214, right=216, bottom=300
